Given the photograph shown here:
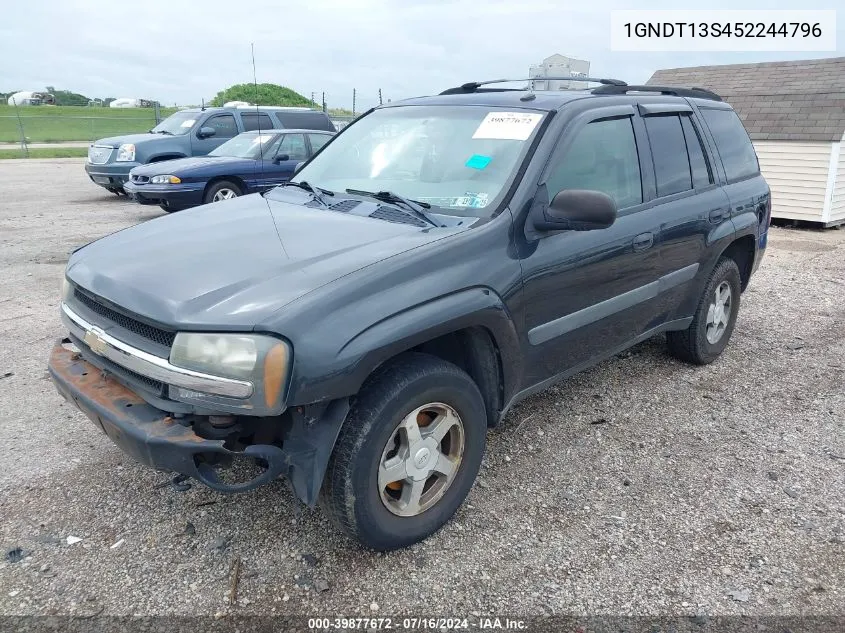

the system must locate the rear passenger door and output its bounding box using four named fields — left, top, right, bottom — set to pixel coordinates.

left=240, top=112, right=275, bottom=132
left=638, top=102, right=731, bottom=321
